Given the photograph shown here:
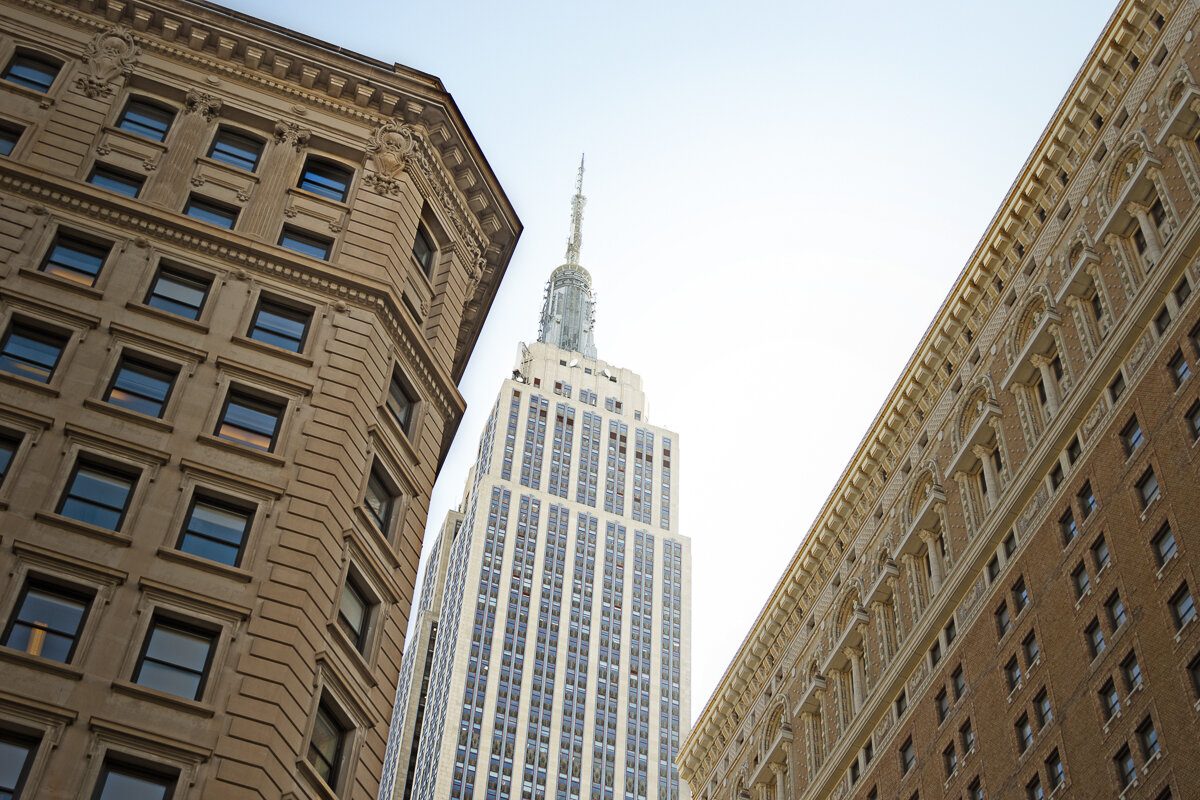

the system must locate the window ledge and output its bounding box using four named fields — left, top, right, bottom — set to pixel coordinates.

left=0, top=80, right=58, bottom=105
left=0, top=370, right=61, bottom=398
left=1174, top=614, right=1197, bottom=643
left=326, top=621, right=379, bottom=688
left=82, top=397, right=174, bottom=433
left=33, top=511, right=132, bottom=546
left=1155, top=550, right=1179, bottom=581
left=110, top=679, right=215, bottom=717
left=1141, top=749, right=1163, bottom=775
left=295, top=757, right=340, bottom=800
left=288, top=185, right=350, bottom=210
left=231, top=334, right=315, bottom=368
left=352, top=506, right=400, bottom=570
left=17, top=266, right=105, bottom=300
left=375, top=405, right=421, bottom=467
left=155, top=546, right=253, bottom=583
left=196, top=433, right=286, bottom=467
left=123, top=302, right=211, bottom=334
left=0, top=645, right=84, bottom=680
